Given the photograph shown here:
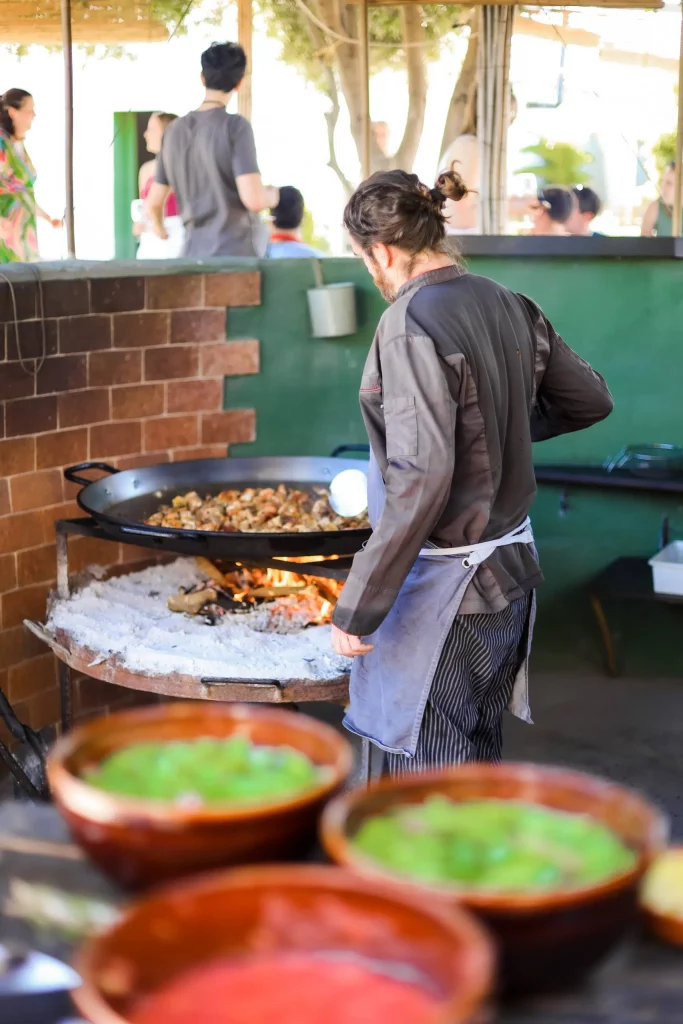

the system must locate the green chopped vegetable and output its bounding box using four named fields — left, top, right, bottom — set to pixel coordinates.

left=85, top=735, right=324, bottom=806
left=352, top=797, right=636, bottom=892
